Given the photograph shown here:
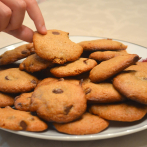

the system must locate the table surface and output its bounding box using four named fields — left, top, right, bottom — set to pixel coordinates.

left=0, top=0, right=147, bottom=146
